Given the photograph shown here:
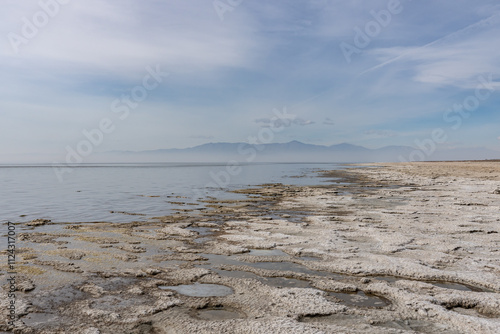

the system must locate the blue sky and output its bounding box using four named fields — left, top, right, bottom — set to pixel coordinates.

left=1, top=0, right=499, bottom=162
